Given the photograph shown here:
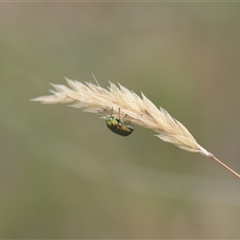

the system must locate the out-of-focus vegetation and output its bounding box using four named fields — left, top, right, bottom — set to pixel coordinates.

left=1, top=3, right=240, bottom=238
